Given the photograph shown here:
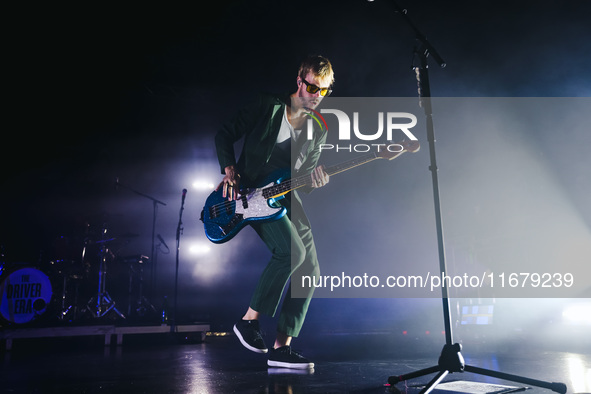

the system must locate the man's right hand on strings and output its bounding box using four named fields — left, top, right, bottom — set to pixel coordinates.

left=216, top=165, right=241, bottom=201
